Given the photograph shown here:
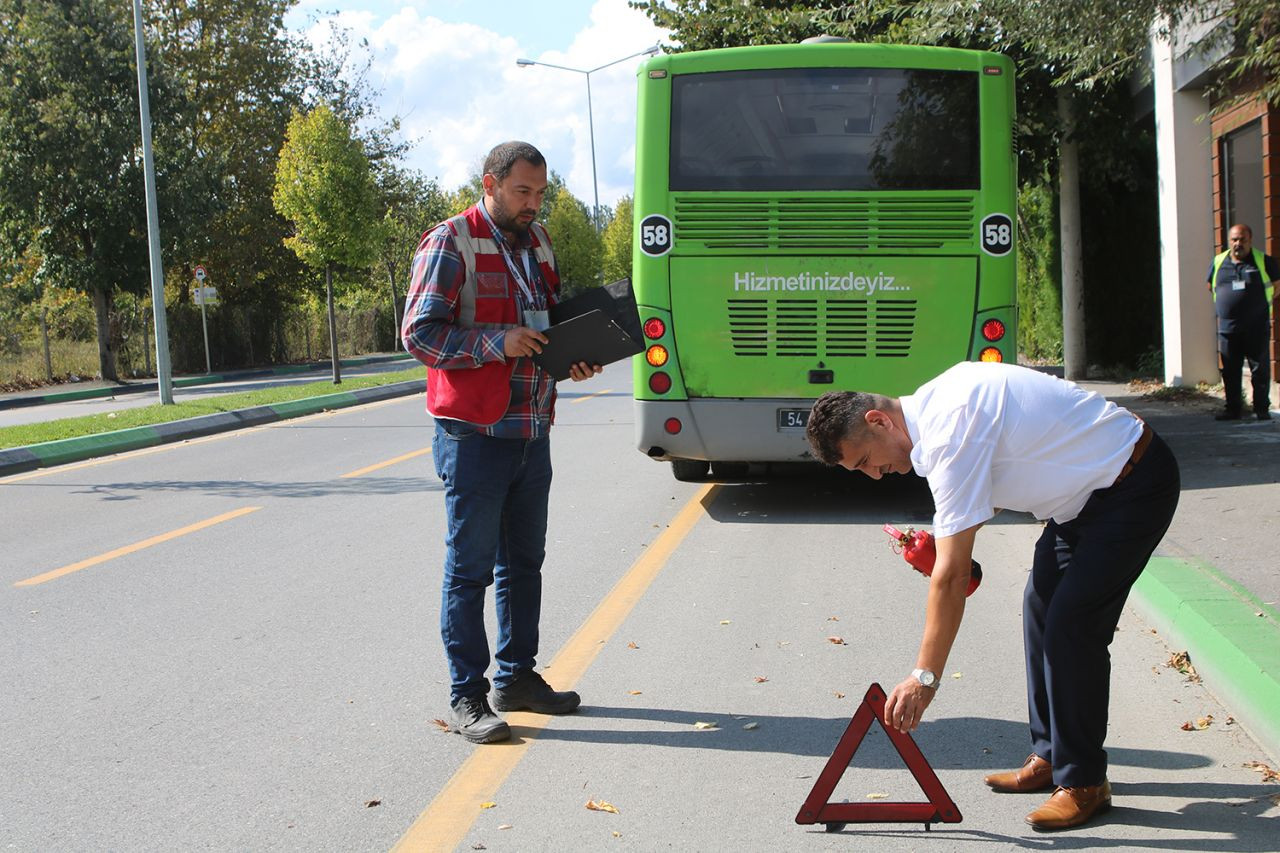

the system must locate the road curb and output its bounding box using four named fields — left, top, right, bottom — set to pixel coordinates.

left=1131, top=555, right=1280, bottom=763
left=0, top=353, right=414, bottom=410
left=0, top=380, right=423, bottom=476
